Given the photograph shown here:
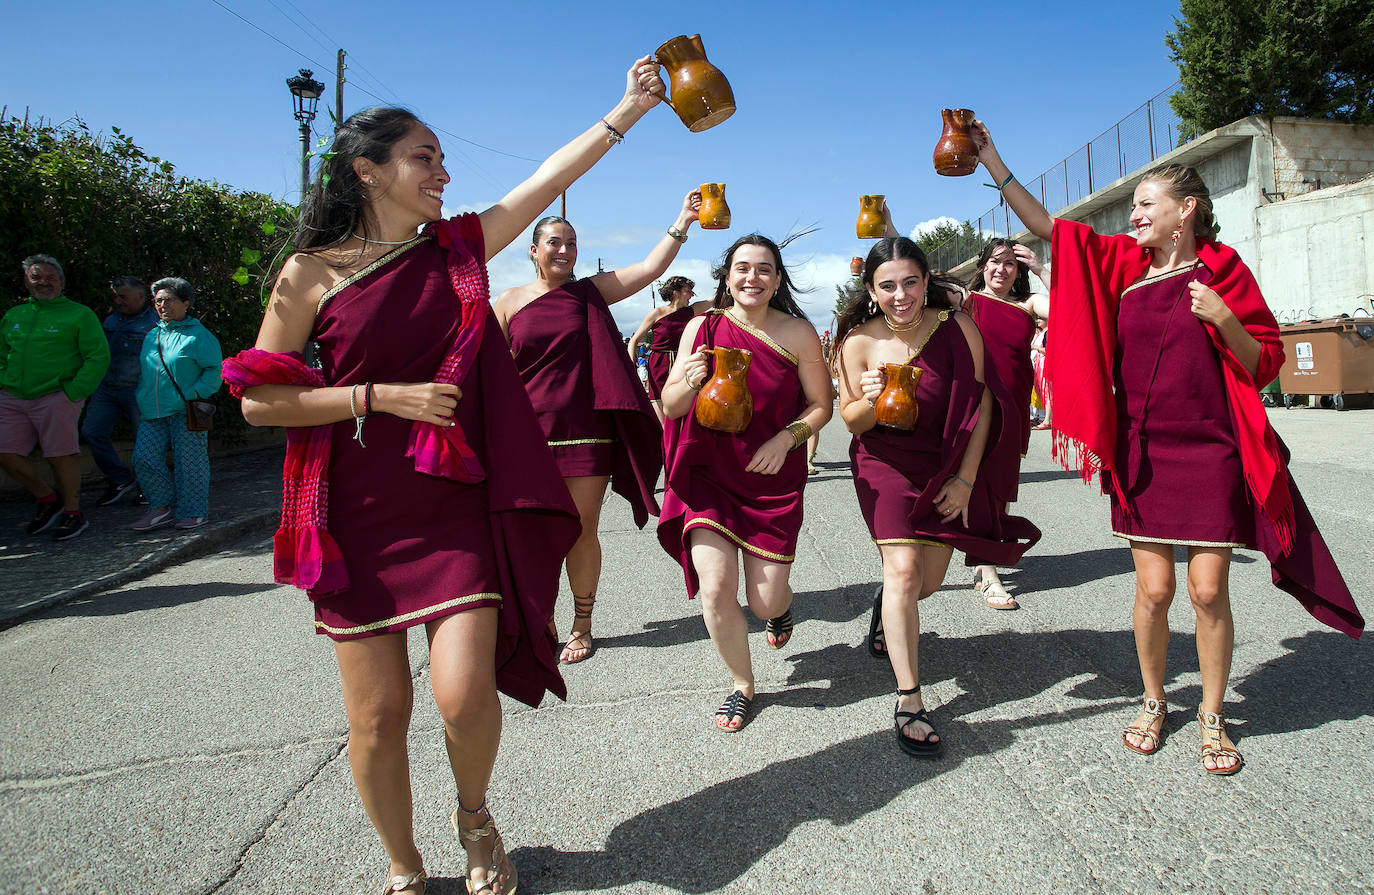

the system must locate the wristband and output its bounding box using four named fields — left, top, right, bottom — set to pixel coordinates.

left=785, top=419, right=812, bottom=448
left=667, top=225, right=688, bottom=243
left=600, top=118, right=624, bottom=145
